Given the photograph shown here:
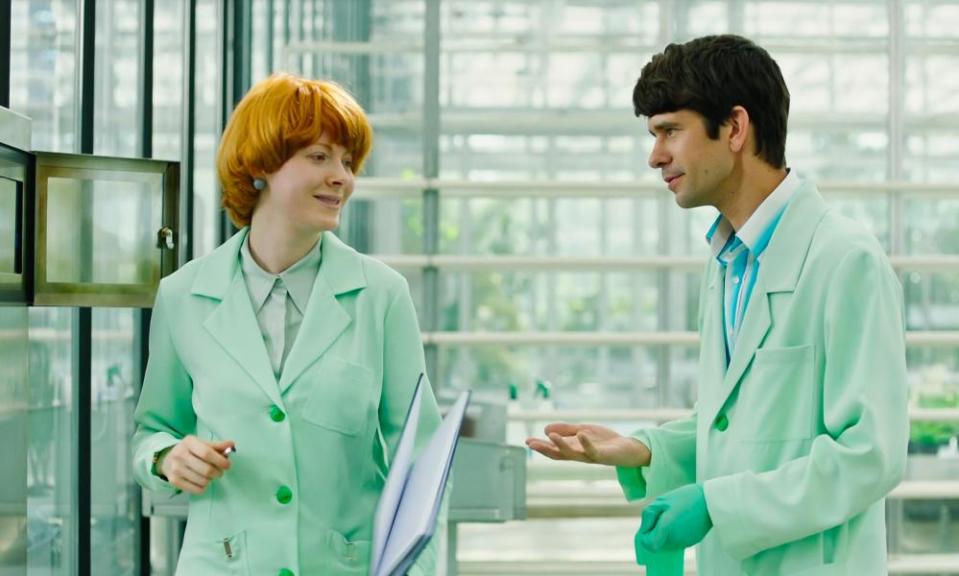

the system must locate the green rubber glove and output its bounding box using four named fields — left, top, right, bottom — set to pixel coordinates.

left=633, top=535, right=684, bottom=576
left=637, top=483, right=713, bottom=552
